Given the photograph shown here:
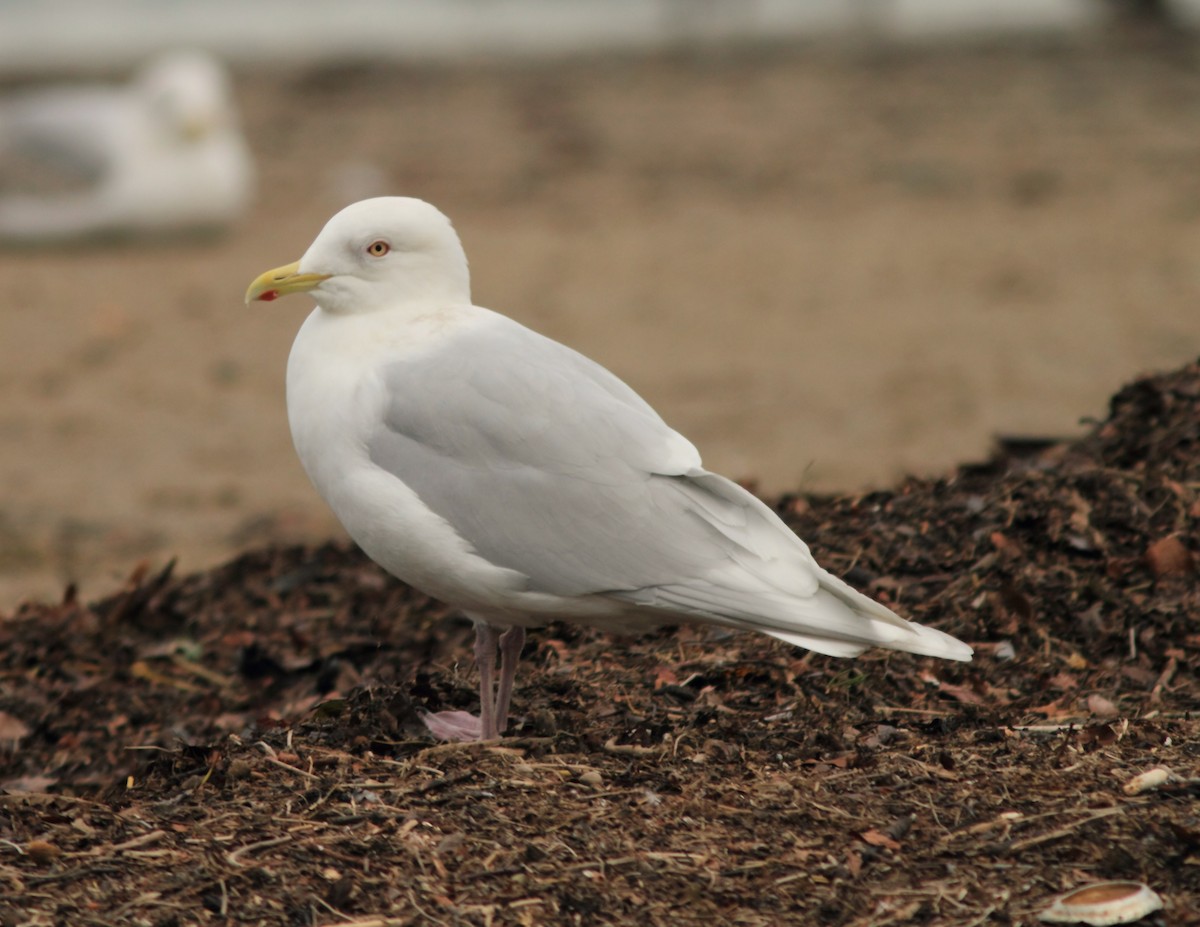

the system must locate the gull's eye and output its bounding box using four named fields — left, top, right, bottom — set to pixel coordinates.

left=366, top=240, right=390, bottom=257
